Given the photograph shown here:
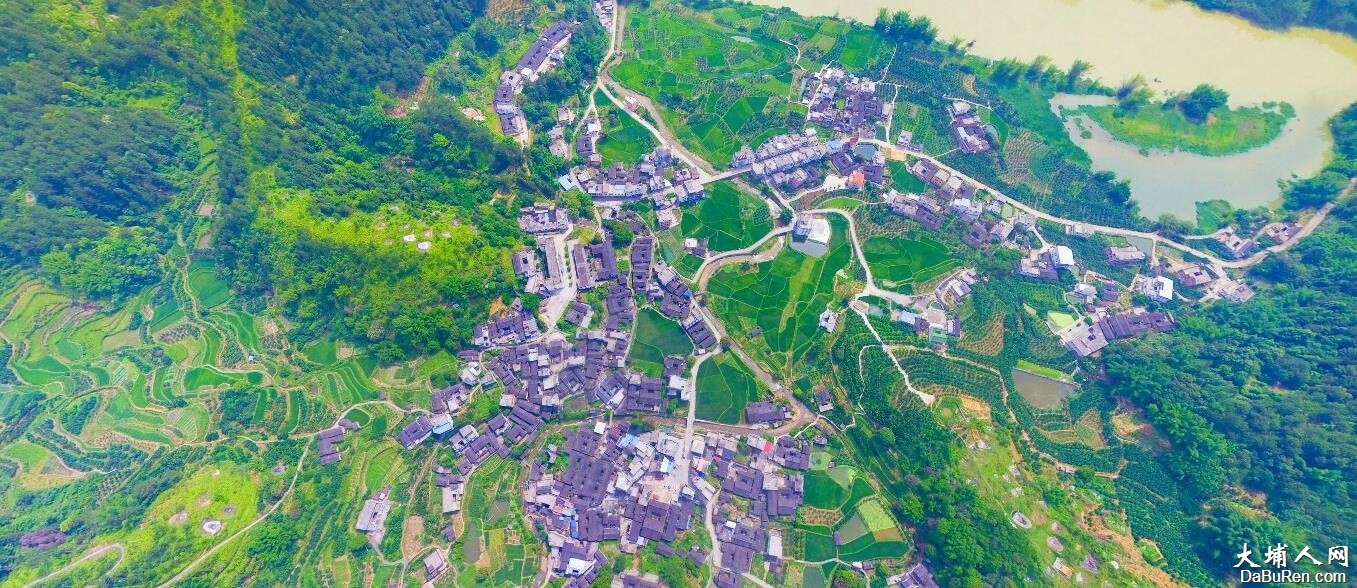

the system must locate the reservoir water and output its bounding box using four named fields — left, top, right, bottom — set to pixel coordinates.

left=752, top=0, right=1357, bottom=222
